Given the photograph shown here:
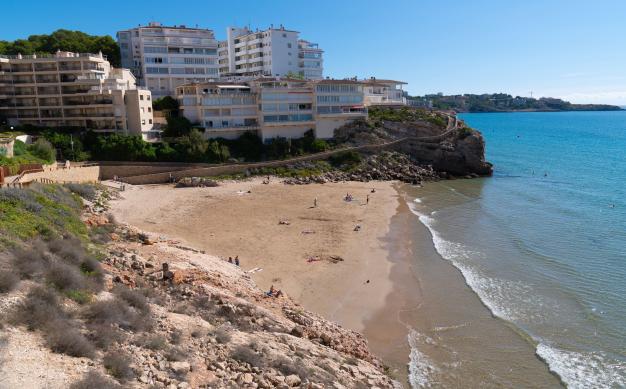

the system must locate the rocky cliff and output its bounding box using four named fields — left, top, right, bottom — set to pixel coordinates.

left=0, top=185, right=400, bottom=389
left=335, top=108, right=493, bottom=178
